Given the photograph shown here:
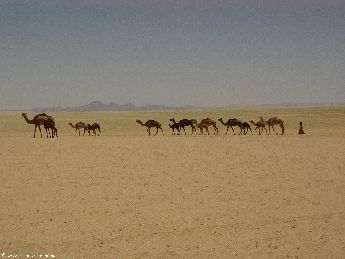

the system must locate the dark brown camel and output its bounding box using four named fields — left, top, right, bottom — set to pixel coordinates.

left=201, top=118, right=218, bottom=135
left=261, top=116, right=285, bottom=135
left=249, top=120, right=267, bottom=135
left=21, top=112, right=54, bottom=138
left=169, top=121, right=181, bottom=135
left=85, top=123, right=101, bottom=136
left=69, top=122, right=86, bottom=136
left=136, top=120, right=164, bottom=136
left=169, top=118, right=196, bottom=135
left=238, top=121, right=252, bottom=135
left=44, top=118, right=58, bottom=138
left=218, top=118, right=241, bottom=135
